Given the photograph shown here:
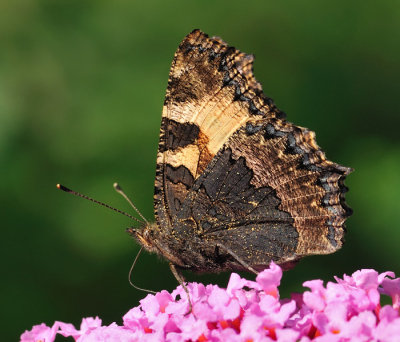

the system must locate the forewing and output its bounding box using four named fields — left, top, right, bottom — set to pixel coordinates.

left=154, top=30, right=285, bottom=226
